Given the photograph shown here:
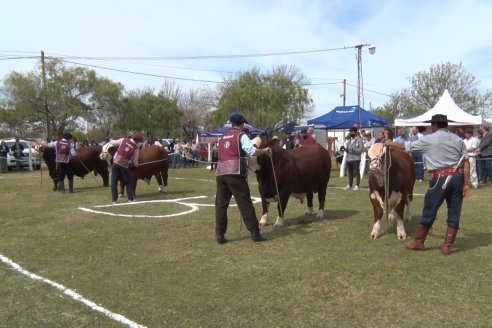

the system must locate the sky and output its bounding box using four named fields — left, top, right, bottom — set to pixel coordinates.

left=2, top=0, right=492, bottom=124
